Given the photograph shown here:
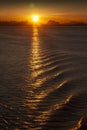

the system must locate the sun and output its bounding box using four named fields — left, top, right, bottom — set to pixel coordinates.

left=32, top=15, right=39, bottom=23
